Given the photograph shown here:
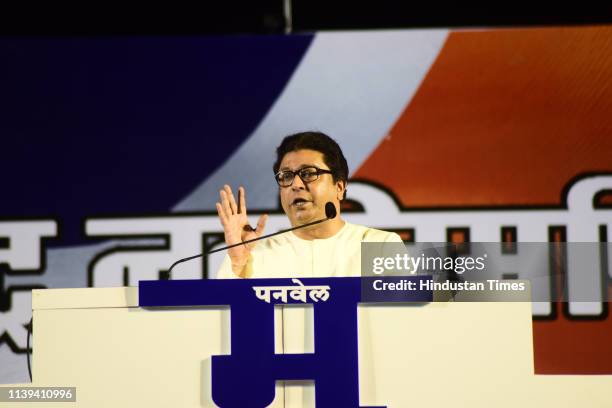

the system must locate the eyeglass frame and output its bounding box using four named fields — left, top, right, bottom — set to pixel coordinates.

left=274, top=166, right=335, bottom=187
